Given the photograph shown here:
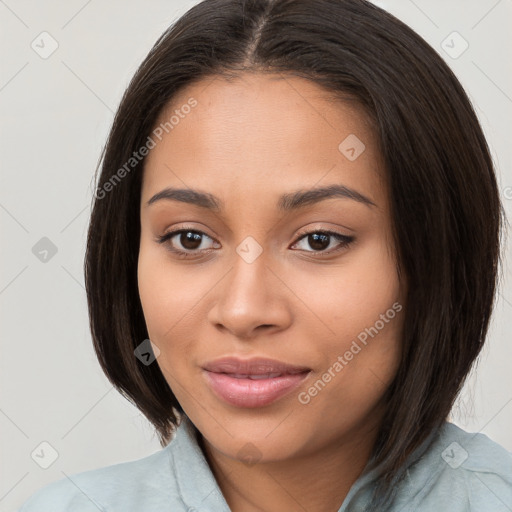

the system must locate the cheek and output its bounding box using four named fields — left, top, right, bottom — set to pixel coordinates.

left=298, top=238, right=403, bottom=404
left=299, top=307, right=403, bottom=434
left=294, top=235, right=401, bottom=337
left=137, top=238, right=222, bottom=386
left=137, top=249, right=201, bottom=396
left=137, top=241, right=199, bottom=346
